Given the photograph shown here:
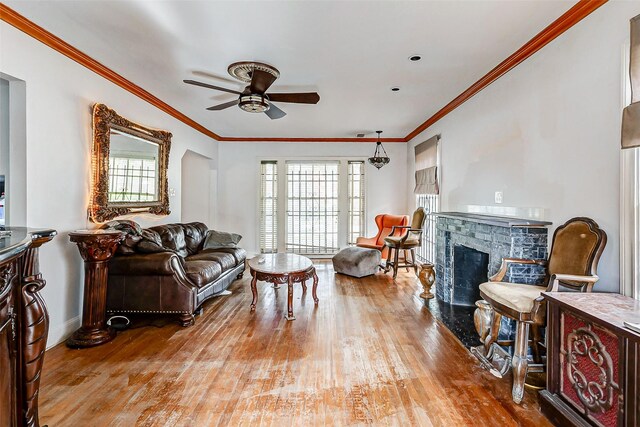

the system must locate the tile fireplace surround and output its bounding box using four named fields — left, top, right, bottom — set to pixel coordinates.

left=434, top=212, right=552, bottom=306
